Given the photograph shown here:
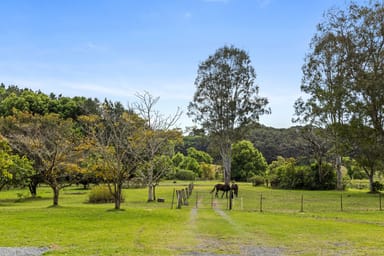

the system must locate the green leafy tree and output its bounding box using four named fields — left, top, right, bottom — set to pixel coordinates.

left=0, top=112, right=83, bottom=206
left=188, top=45, right=270, bottom=184
left=179, top=156, right=201, bottom=176
left=339, top=121, right=383, bottom=190
left=297, top=126, right=333, bottom=184
left=176, top=127, right=210, bottom=155
left=187, top=147, right=213, bottom=164
left=172, top=152, right=185, bottom=167
left=0, top=136, right=34, bottom=190
left=231, top=140, right=267, bottom=181
left=267, top=156, right=297, bottom=188
left=80, top=101, right=143, bottom=209
left=0, top=84, right=100, bottom=119
left=268, top=156, right=337, bottom=190
left=342, top=157, right=366, bottom=180
left=294, top=1, right=384, bottom=192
